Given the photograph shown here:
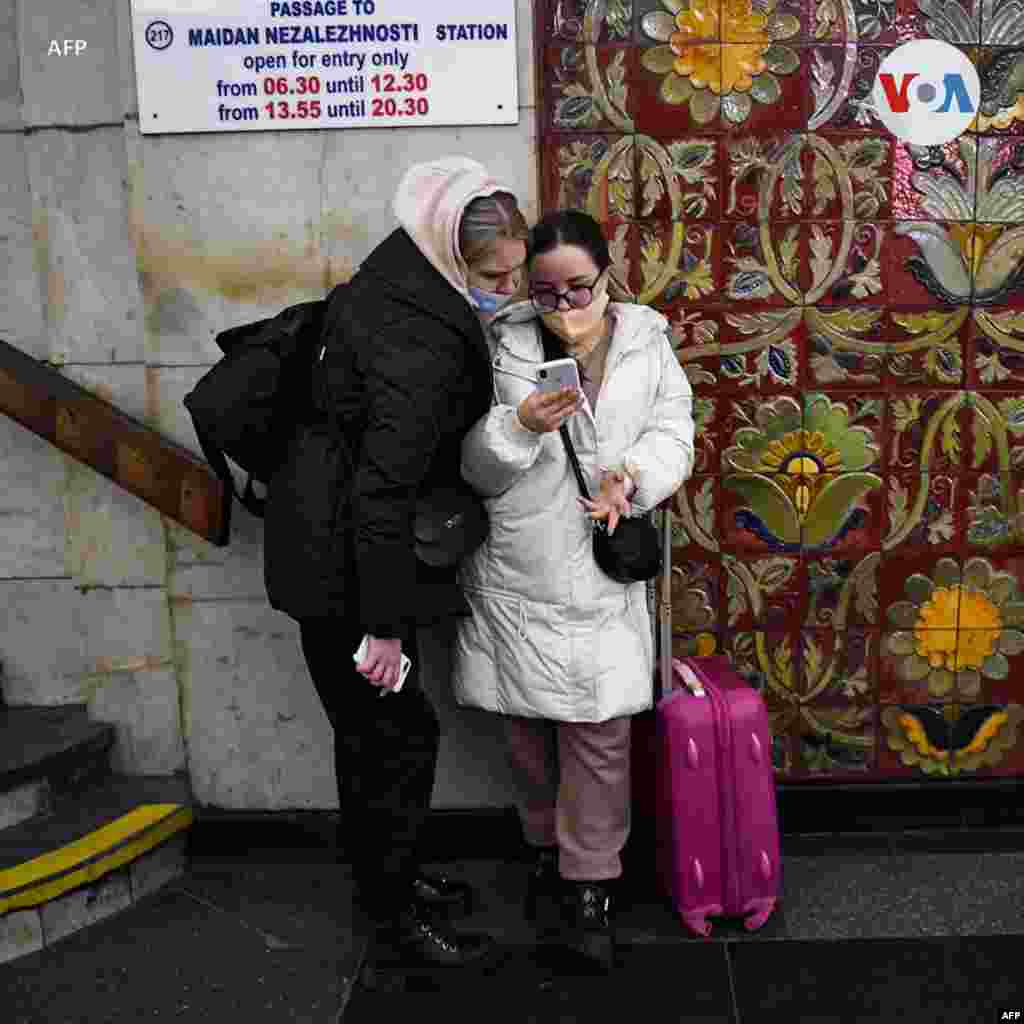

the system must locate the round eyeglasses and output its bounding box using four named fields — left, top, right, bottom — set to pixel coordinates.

left=529, top=273, right=603, bottom=313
